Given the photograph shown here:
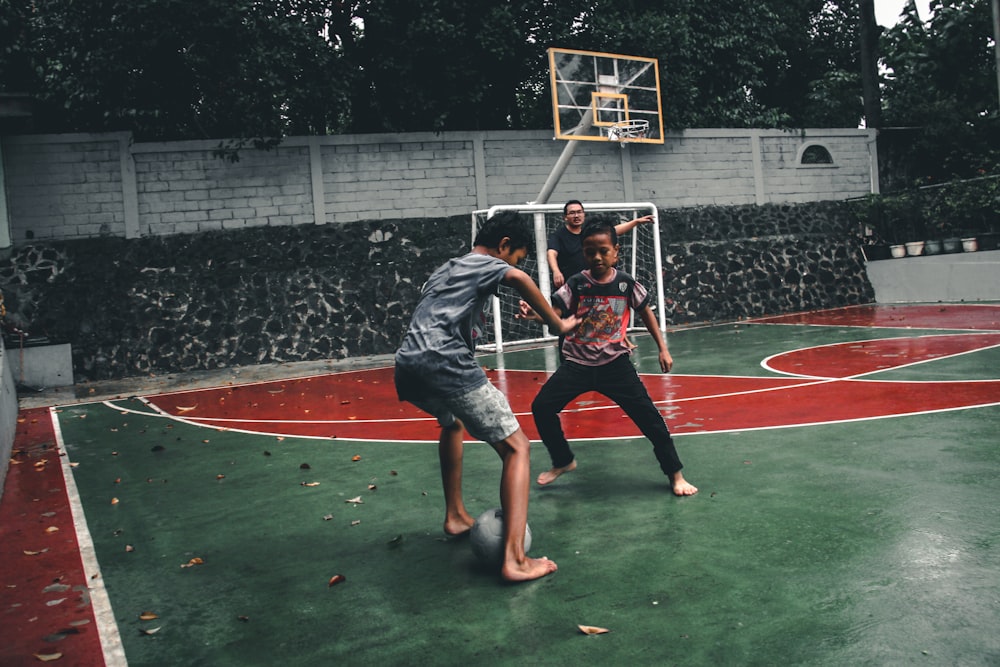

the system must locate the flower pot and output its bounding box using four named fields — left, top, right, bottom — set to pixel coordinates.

left=923, top=239, right=942, bottom=255
left=890, top=244, right=906, bottom=258
left=978, top=232, right=999, bottom=251
left=904, top=241, right=924, bottom=256
left=962, top=237, right=978, bottom=252
left=942, top=237, right=962, bottom=253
